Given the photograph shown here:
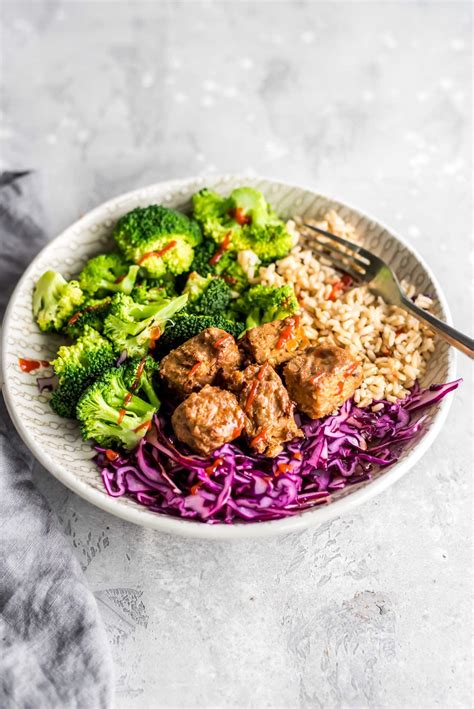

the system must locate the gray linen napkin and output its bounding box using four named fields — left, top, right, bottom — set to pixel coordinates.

left=0, top=172, right=113, bottom=709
